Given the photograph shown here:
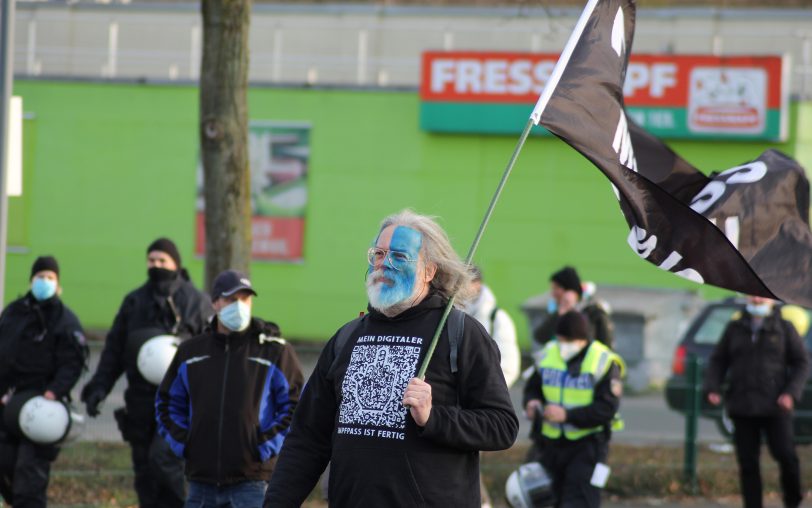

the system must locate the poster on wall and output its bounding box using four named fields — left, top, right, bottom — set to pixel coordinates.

left=196, top=122, right=310, bottom=262
left=420, top=52, right=788, bottom=140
